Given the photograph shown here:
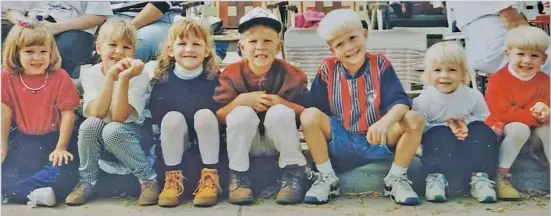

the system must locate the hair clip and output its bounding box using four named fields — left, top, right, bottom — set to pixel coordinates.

left=16, top=20, right=33, bottom=28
